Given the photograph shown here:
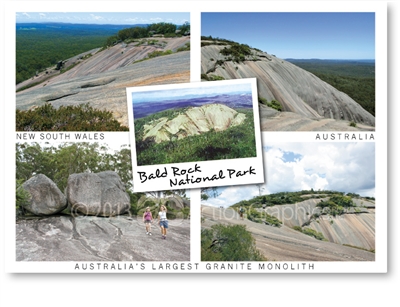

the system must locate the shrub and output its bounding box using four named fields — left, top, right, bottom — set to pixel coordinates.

left=16, top=103, right=129, bottom=131
left=246, top=208, right=281, bottom=226
left=148, top=49, right=173, bottom=58
left=201, top=224, right=265, bottom=261
left=208, top=75, right=225, bottom=81
left=258, top=97, right=282, bottom=111
left=16, top=179, right=30, bottom=217
left=220, top=43, right=251, bottom=63
left=293, top=225, right=326, bottom=241
left=349, top=121, right=357, bottom=127
left=177, top=42, right=190, bottom=52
